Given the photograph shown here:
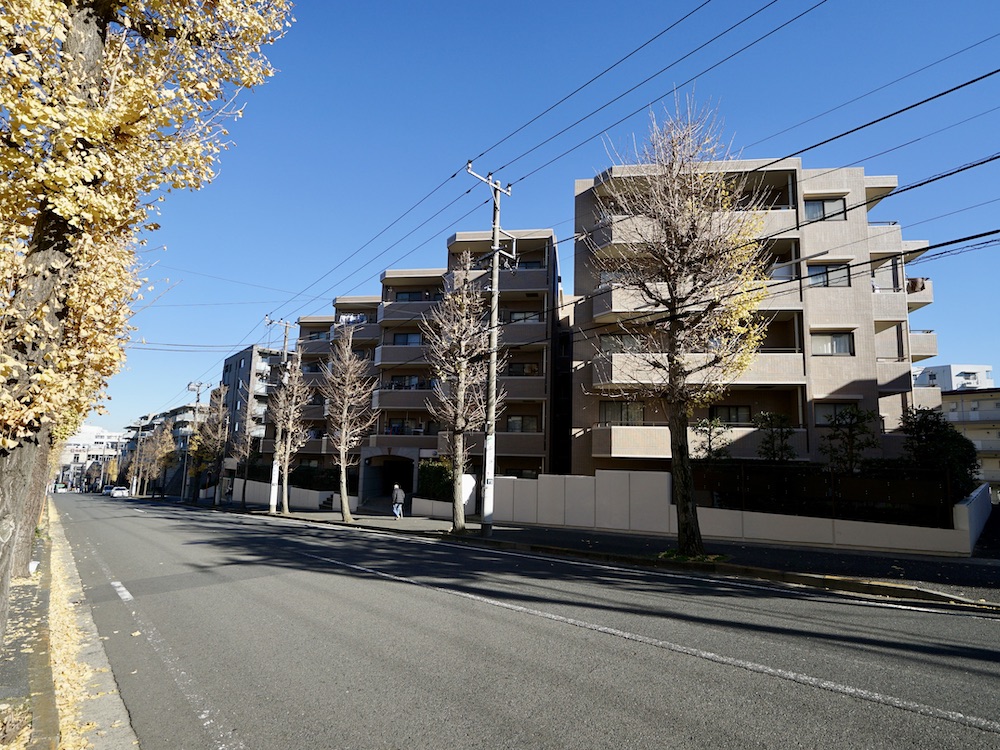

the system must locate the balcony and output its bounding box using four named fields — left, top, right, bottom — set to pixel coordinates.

left=377, top=301, right=436, bottom=325
left=345, top=321, right=381, bottom=341
left=591, top=285, right=663, bottom=323
left=301, top=404, right=326, bottom=421
left=591, top=424, right=672, bottom=458
left=867, top=224, right=903, bottom=261
left=876, top=358, right=911, bottom=394
left=586, top=215, right=659, bottom=252
left=372, top=387, right=433, bottom=410
left=759, top=209, right=798, bottom=237
left=591, top=352, right=666, bottom=390
left=980, top=468, right=1000, bottom=482
left=438, top=431, right=546, bottom=456
left=944, top=408, right=1000, bottom=423
left=905, top=277, right=933, bottom=311
left=502, top=321, right=548, bottom=347
left=971, top=439, right=1000, bottom=453
left=870, top=289, right=907, bottom=326
left=298, top=337, right=331, bottom=356
left=369, top=433, right=438, bottom=450
left=498, top=376, right=546, bottom=400
left=591, top=424, right=809, bottom=460
left=737, top=351, right=807, bottom=384
left=374, top=345, right=427, bottom=367
left=497, top=268, right=550, bottom=292
left=909, top=330, right=938, bottom=362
